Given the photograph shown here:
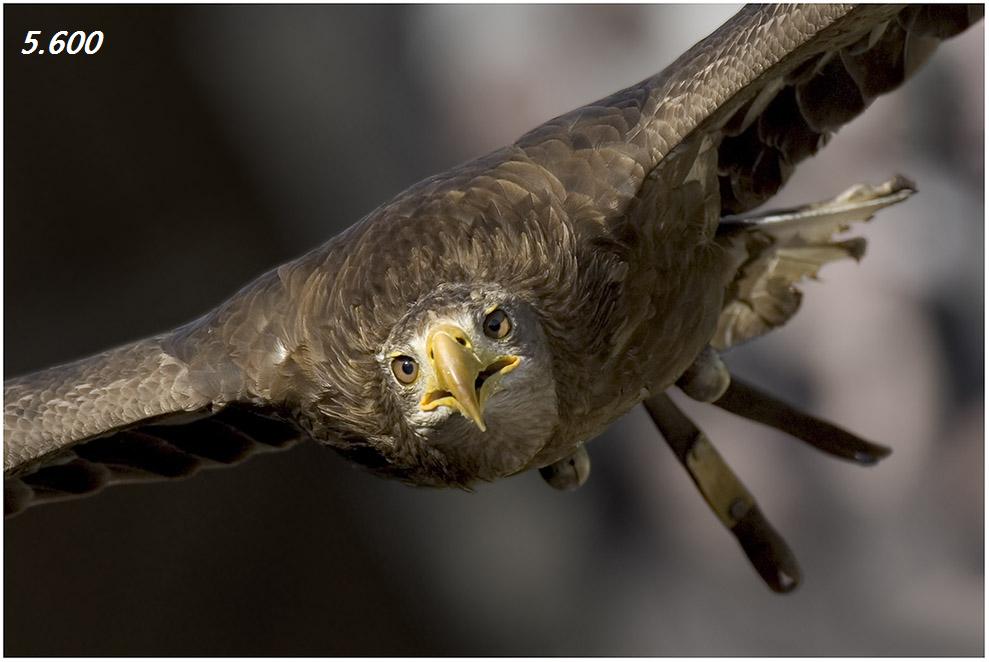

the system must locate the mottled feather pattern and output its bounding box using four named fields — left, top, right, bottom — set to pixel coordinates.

left=4, top=338, right=210, bottom=475
left=3, top=5, right=980, bottom=510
